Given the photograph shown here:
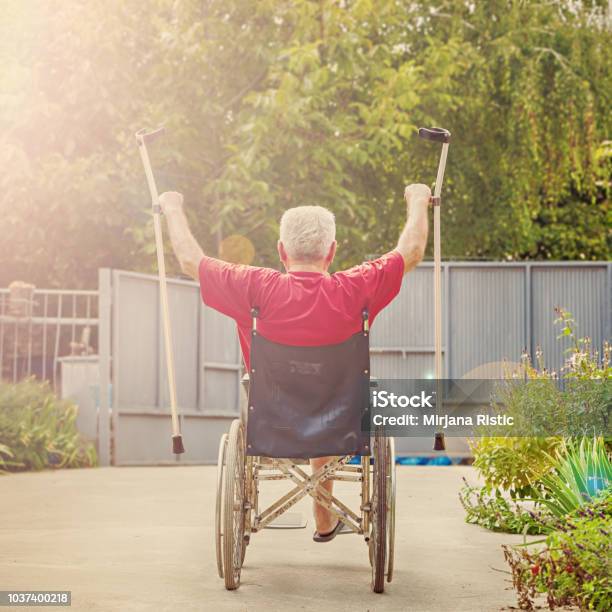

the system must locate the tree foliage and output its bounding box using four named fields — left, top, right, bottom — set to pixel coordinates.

left=1, top=0, right=610, bottom=287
